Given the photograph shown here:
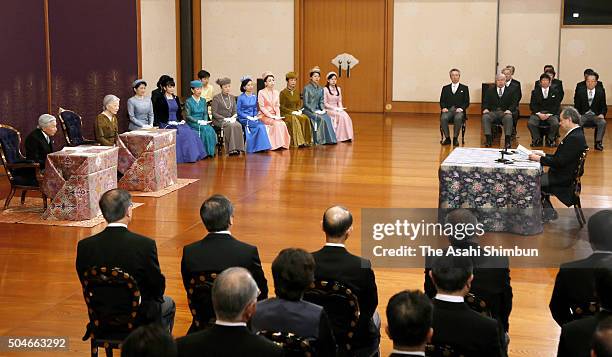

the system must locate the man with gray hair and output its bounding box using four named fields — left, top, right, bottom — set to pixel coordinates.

left=529, top=106, right=588, bottom=221
left=25, top=114, right=57, bottom=169
left=177, top=267, right=283, bottom=357
left=482, top=74, right=519, bottom=148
